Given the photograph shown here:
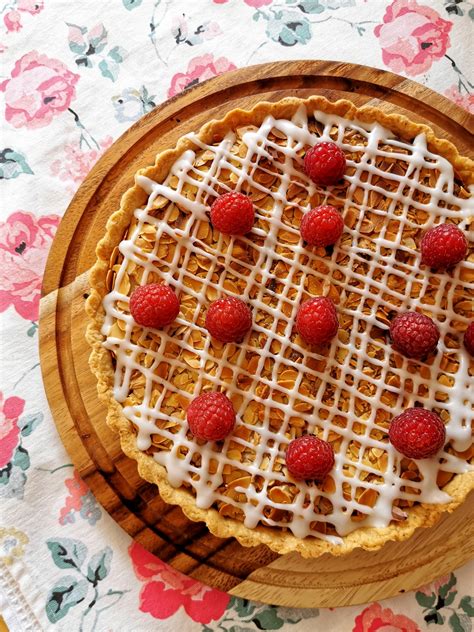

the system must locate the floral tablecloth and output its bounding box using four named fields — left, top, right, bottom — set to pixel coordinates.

left=1, top=0, right=473, bottom=630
